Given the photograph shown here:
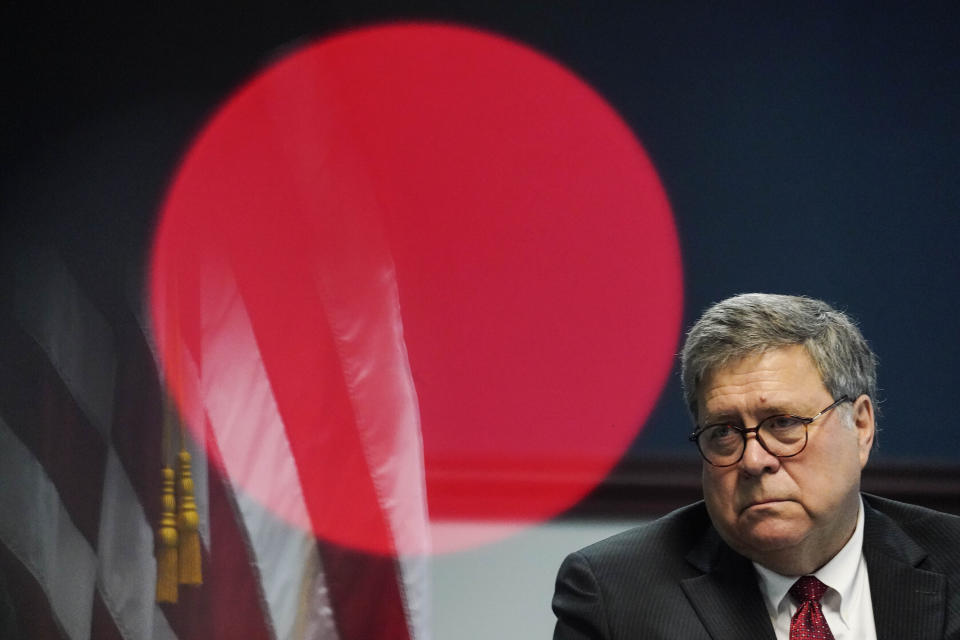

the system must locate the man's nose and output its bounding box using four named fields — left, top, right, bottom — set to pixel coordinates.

left=739, top=433, right=781, bottom=475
